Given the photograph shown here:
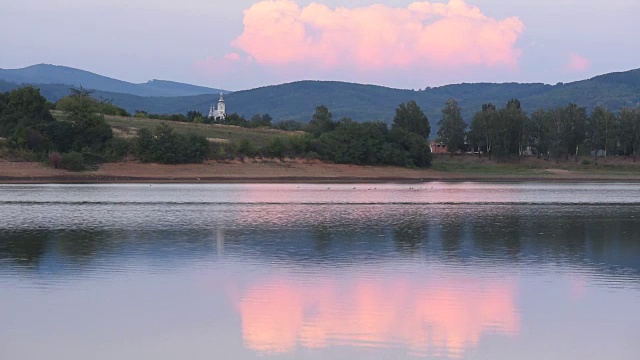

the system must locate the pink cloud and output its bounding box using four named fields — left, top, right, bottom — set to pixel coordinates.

left=224, top=52, right=242, bottom=62
left=565, top=52, right=590, bottom=73
left=194, top=52, right=252, bottom=76
left=227, top=0, right=524, bottom=72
